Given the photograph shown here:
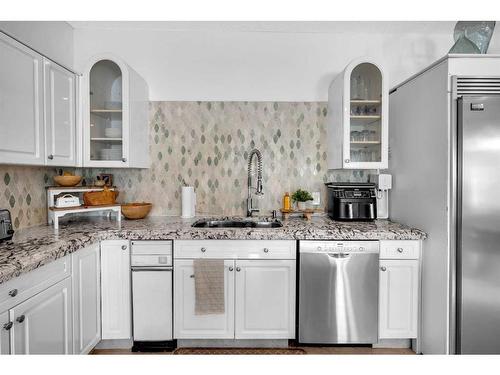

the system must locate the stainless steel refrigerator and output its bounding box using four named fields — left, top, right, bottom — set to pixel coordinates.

left=457, top=96, right=500, bottom=354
